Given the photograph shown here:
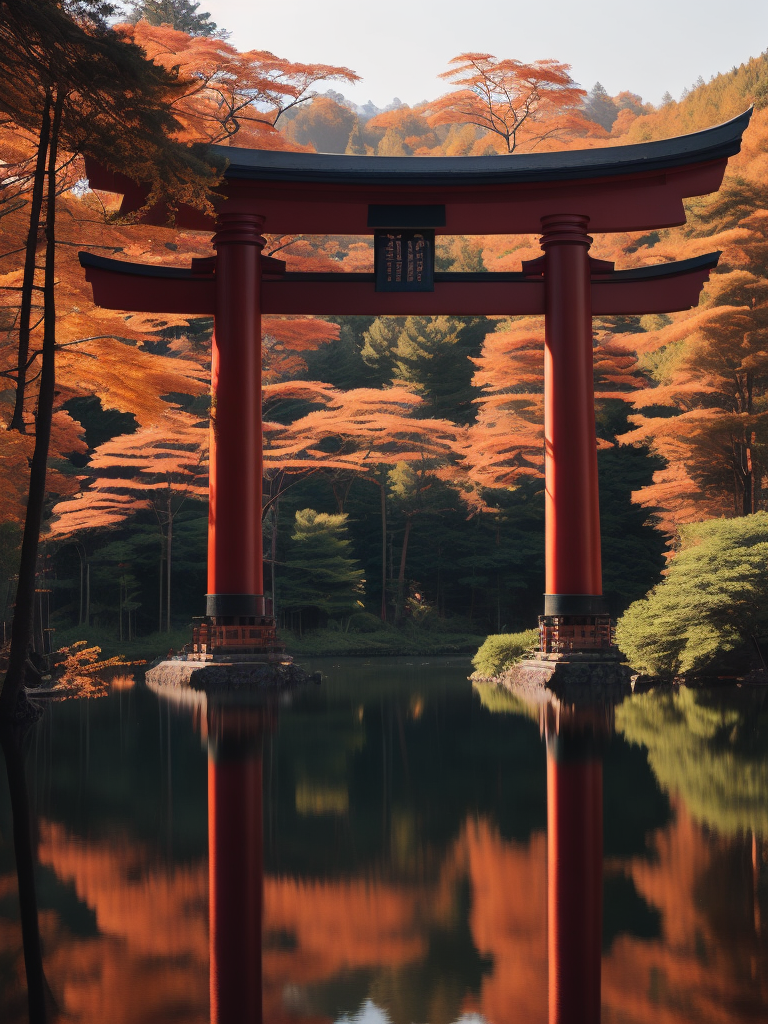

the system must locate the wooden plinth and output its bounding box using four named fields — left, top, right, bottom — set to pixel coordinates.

left=539, top=615, right=614, bottom=654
